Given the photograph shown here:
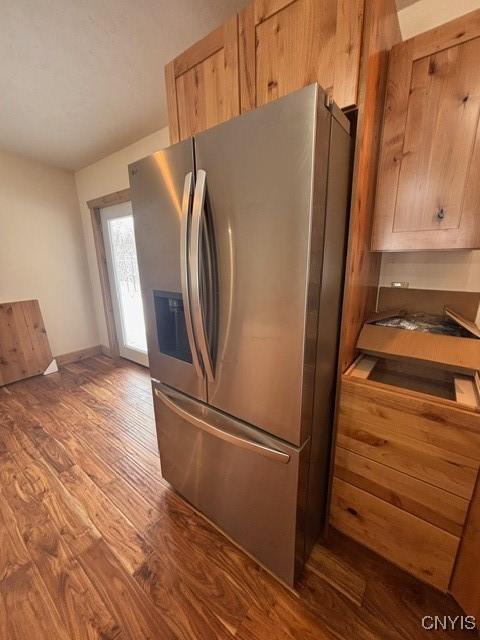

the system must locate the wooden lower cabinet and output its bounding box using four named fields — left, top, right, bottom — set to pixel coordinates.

left=338, top=379, right=480, bottom=500
left=330, top=478, right=460, bottom=591
left=331, top=369, right=480, bottom=592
